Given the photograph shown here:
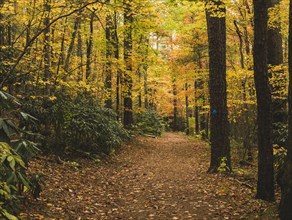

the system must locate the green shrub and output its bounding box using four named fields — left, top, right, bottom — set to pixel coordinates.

left=0, top=142, right=28, bottom=219
left=62, top=97, right=129, bottom=154
left=134, top=110, right=164, bottom=136
left=0, top=90, right=41, bottom=219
